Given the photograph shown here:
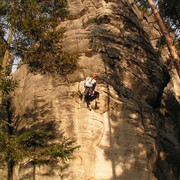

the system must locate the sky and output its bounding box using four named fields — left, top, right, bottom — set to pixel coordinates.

left=12, top=57, right=21, bottom=73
